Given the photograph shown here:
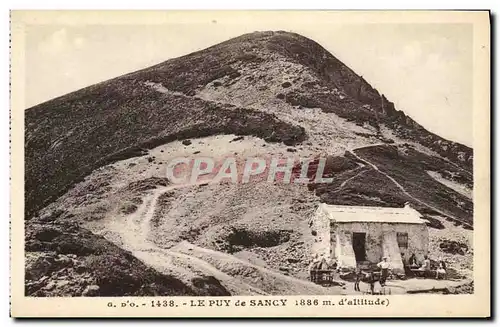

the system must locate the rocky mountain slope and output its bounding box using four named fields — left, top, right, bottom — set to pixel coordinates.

left=25, top=31, right=474, bottom=296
